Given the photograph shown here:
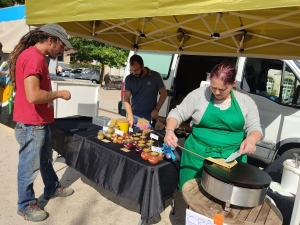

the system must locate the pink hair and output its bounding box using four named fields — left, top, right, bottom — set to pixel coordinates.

left=210, top=62, right=236, bottom=84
